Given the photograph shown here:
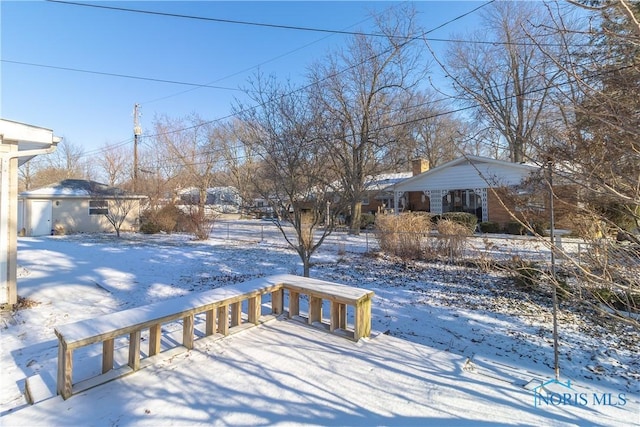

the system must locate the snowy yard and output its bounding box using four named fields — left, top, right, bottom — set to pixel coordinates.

left=1, top=219, right=638, bottom=426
